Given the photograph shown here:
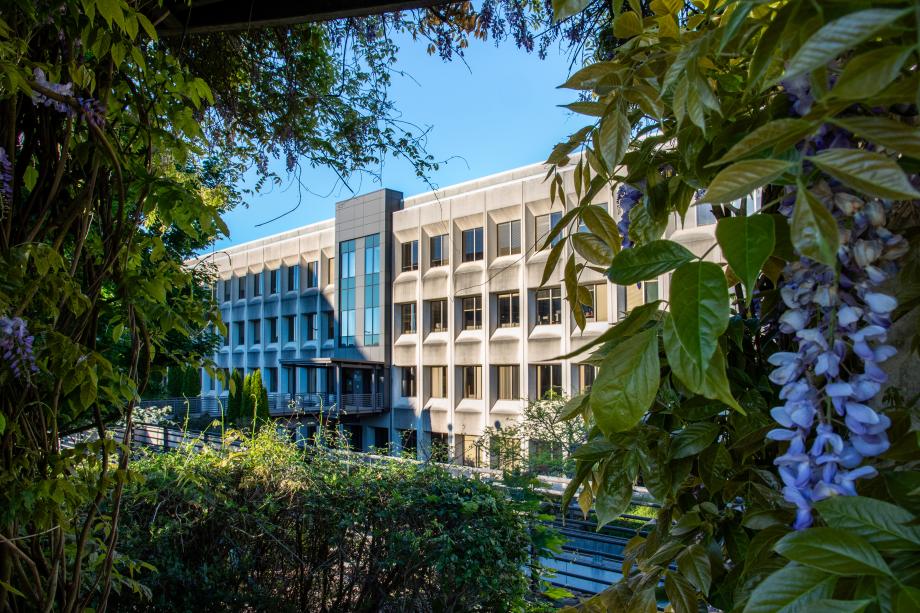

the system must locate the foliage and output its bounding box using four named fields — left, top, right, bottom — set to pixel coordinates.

left=540, top=0, right=920, bottom=611
left=110, top=429, right=534, bottom=612
left=226, top=368, right=244, bottom=424
left=245, top=369, right=269, bottom=428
